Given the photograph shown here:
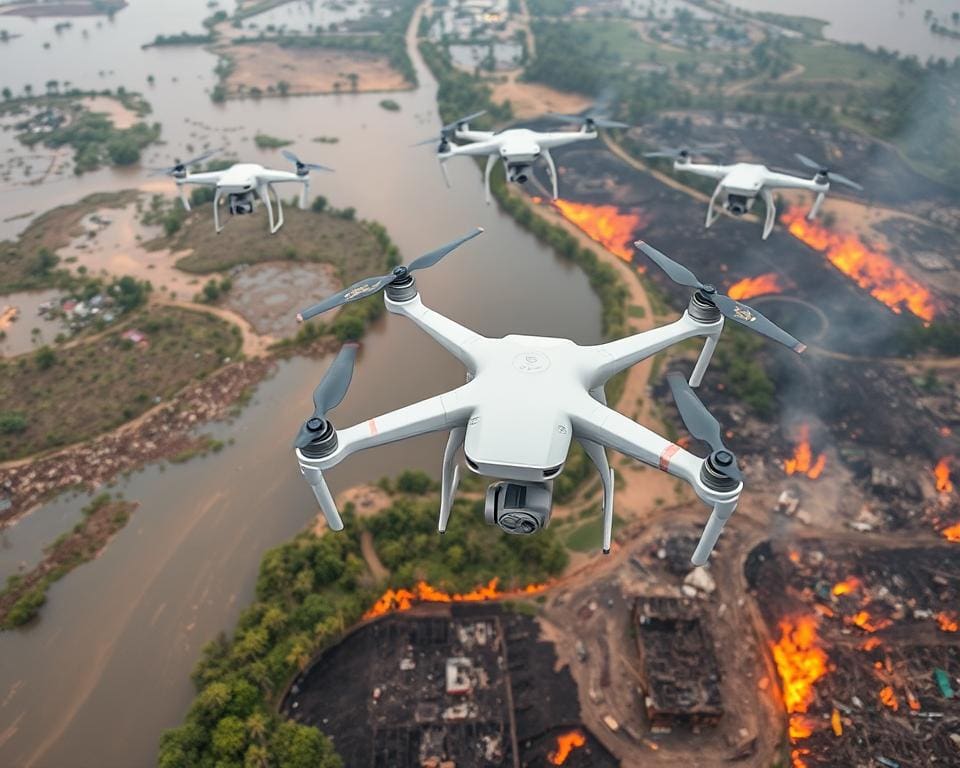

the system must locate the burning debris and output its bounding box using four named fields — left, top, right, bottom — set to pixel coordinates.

left=935, top=457, right=954, bottom=494
left=781, top=208, right=937, bottom=323
left=544, top=198, right=647, bottom=262
left=727, top=273, right=785, bottom=300
left=783, top=424, right=827, bottom=480
left=362, top=578, right=550, bottom=620
left=748, top=542, right=960, bottom=767
left=547, top=729, right=586, bottom=765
